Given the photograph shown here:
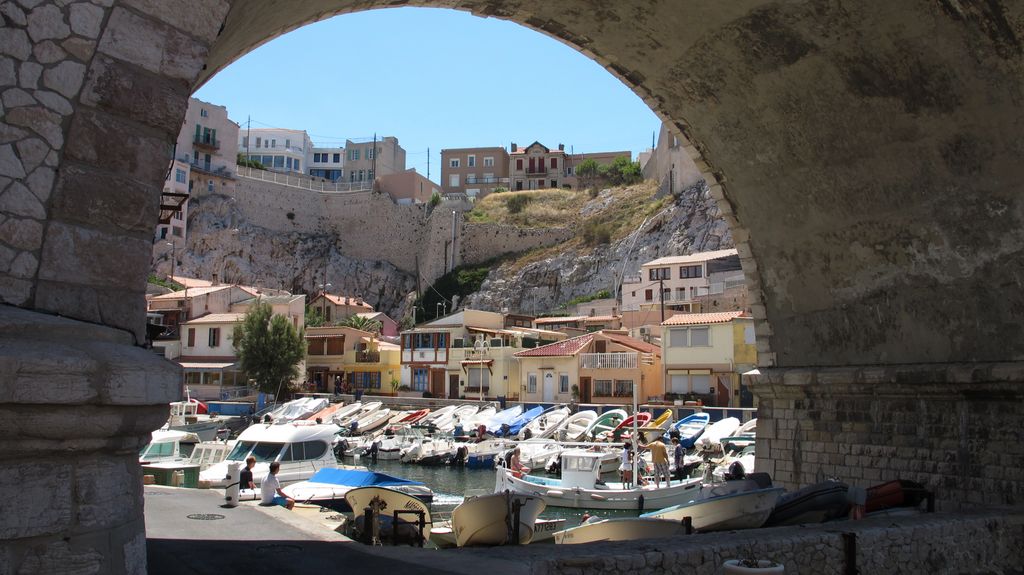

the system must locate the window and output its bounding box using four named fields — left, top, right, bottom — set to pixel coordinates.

left=449, top=158, right=460, bottom=168
left=271, top=139, right=276, bottom=148
left=208, top=327, right=220, bottom=347
left=690, top=327, right=710, bottom=346
left=483, top=156, right=494, bottom=167
left=595, top=379, right=612, bottom=396
left=516, top=159, right=523, bottom=170
left=207, top=179, right=214, bottom=192
left=187, top=328, right=195, bottom=347
left=333, top=153, right=340, bottom=163
left=367, top=147, right=374, bottom=160
left=171, top=226, right=183, bottom=238
left=294, top=159, right=300, bottom=171
left=242, top=136, right=248, bottom=148
left=468, top=368, right=489, bottom=391
left=175, top=169, right=186, bottom=183
left=527, top=373, right=537, bottom=393
left=645, top=289, right=653, bottom=301
left=350, top=371, right=381, bottom=389
left=273, top=156, right=284, bottom=168
left=314, top=153, right=322, bottom=162
left=679, top=264, right=703, bottom=279
left=255, top=137, right=261, bottom=148
left=200, top=109, right=208, bottom=117
left=669, top=327, right=711, bottom=347
left=349, top=149, right=360, bottom=161
left=286, top=157, right=293, bottom=170
left=614, top=380, right=633, bottom=397
left=559, top=373, right=569, bottom=394
left=649, top=267, right=671, bottom=280
left=413, top=368, right=429, bottom=391
left=468, top=155, right=476, bottom=167
left=250, top=442, right=284, bottom=462
left=358, top=169, right=365, bottom=181
left=449, top=174, right=460, bottom=187
left=551, top=180, right=558, bottom=188
left=550, top=157, right=558, bottom=169
left=285, top=139, right=290, bottom=148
